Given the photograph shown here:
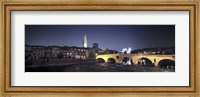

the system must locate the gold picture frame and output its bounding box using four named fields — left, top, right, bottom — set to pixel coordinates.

left=0, top=0, right=199, bottom=97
